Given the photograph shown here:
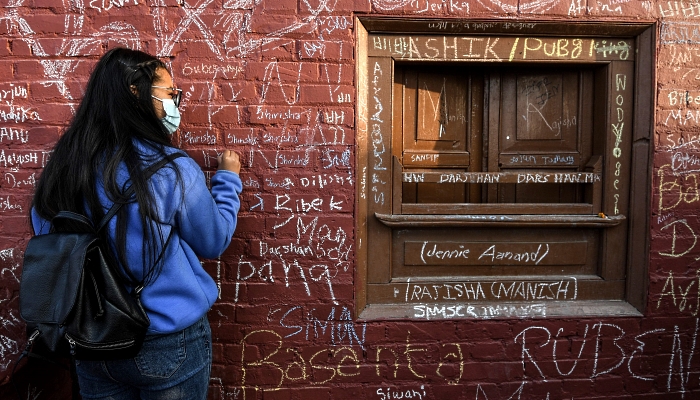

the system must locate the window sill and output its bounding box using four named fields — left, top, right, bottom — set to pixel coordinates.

left=375, top=213, right=626, bottom=228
